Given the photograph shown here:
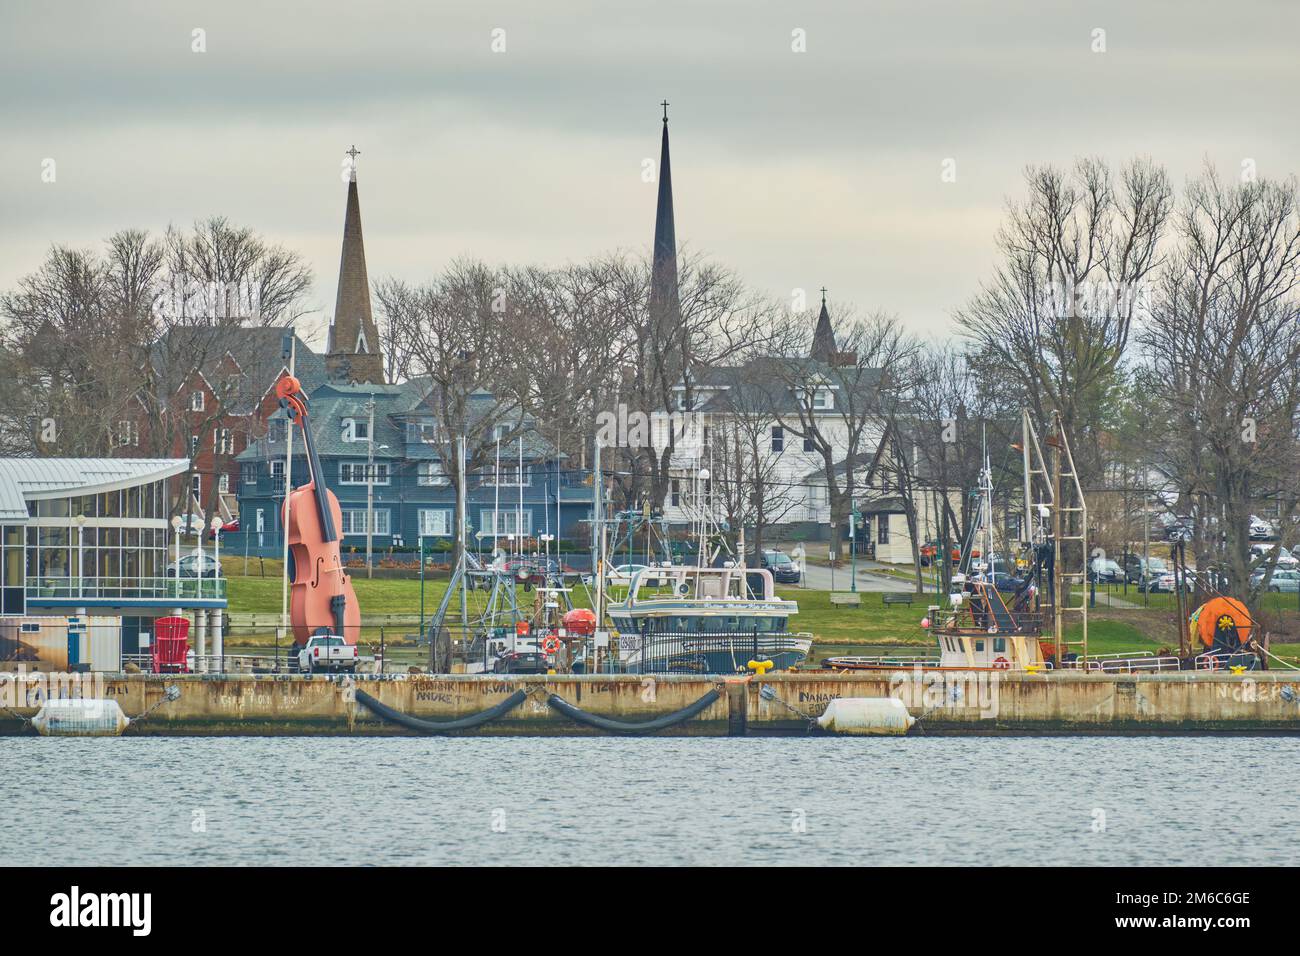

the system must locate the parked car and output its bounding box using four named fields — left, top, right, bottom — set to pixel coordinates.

left=492, top=645, right=549, bottom=674
left=1251, top=568, right=1300, bottom=593
left=297, top=634, right=358, bottom=674
left=920, top=543, right=980, bottom=564
left=1138, top=566, right=1196, bottom=593
left=207, top=518, right=239, bottom=539
left=1088, top=557, right=1125, bottom=584
left=1122, top=555, right=1167, bottom=584
left=1249, top=515, right=1276, bottom=541
left=1161, top=515, right=1194, bottom=542
left=1250, top=544, right=1298, bottom=569
left=757, top=550, right=800, bottom=584
left=989, top=571, right=1026, bottom=593
left=166, top=551, right=222, bottom=578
